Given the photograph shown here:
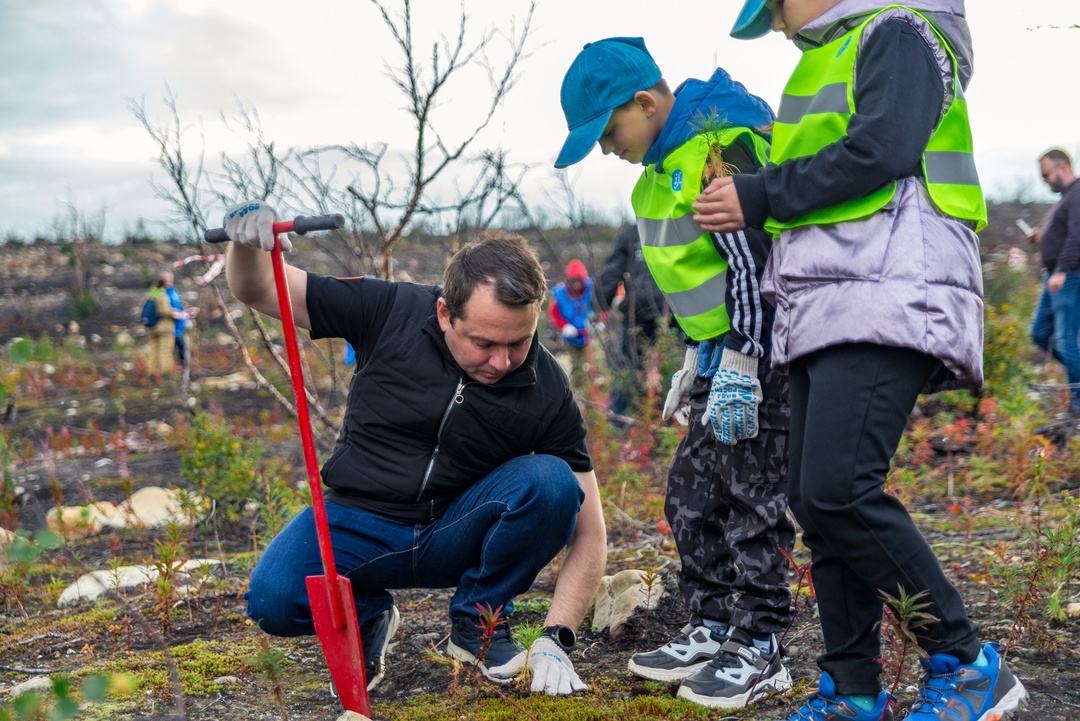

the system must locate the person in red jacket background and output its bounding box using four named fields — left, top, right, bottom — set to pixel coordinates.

left=550, top=259, right=595, bottom=391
